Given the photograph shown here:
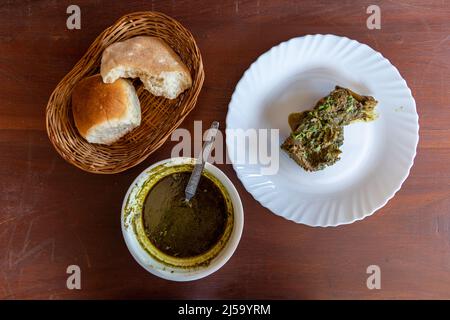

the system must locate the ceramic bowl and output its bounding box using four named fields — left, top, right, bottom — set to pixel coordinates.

left=121, top=157, right=244, bottom=281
